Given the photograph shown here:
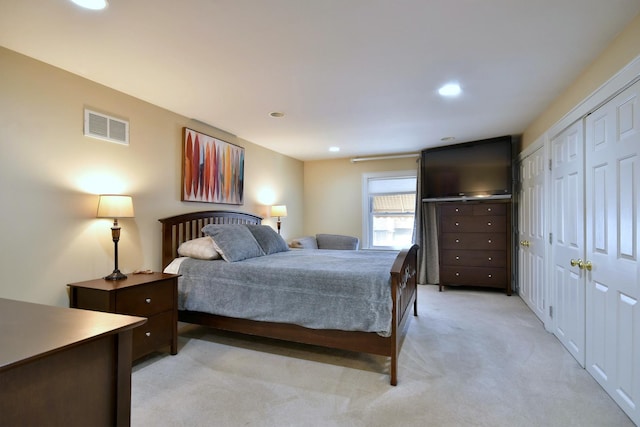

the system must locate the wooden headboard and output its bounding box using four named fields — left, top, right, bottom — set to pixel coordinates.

left=158, top=210, right=263, bottom=269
